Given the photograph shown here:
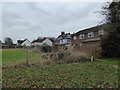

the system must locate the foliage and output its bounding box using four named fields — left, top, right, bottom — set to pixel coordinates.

left=57, top=51, right=70, bottom=60
left=63, top=54, right=90, bottom=64
left=101, top=1, right=120, bottom=58
left=62, top=51, right=89, bottom=63
left=4, top=37, right=14, bottom=48
left=2, top=59, right=119, bottom=88
left=40, top=45, right=52, bottom=52
left=51, top=46, right=59, bottom=52
left=92, top=51, right=101, bottom=59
